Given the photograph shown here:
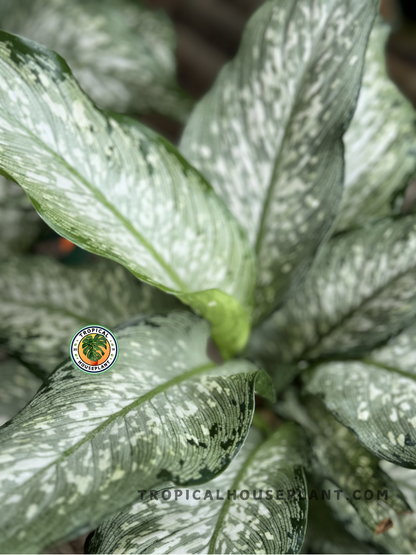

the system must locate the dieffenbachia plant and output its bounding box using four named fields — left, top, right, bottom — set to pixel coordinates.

left=0, top=255, right=180, bottom=377
left=337, top=16, right=416, bottom=232
left=0, top=0, right=193, bottom=121
left=1, top=0, right=416, bottom=553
